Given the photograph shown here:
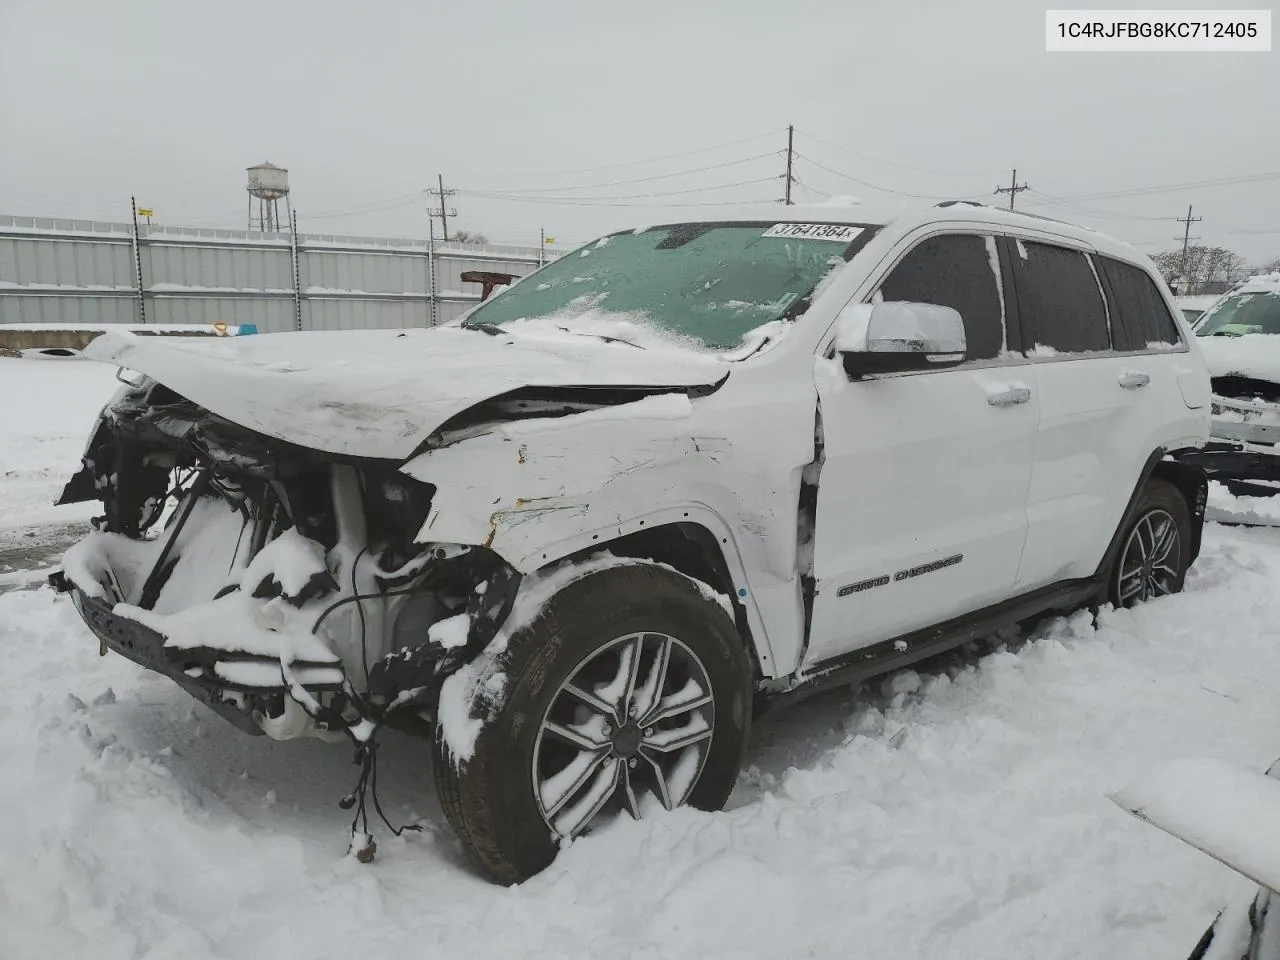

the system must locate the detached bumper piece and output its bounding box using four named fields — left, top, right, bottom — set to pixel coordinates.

left=1177, top=441, right=1280, bottom=492
left=50, top=570, right=344, bottom=736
